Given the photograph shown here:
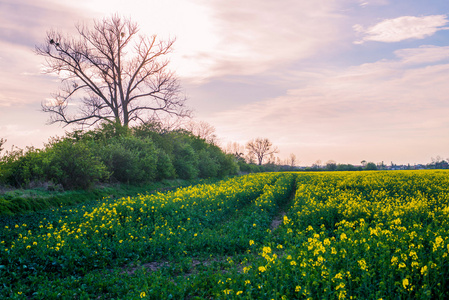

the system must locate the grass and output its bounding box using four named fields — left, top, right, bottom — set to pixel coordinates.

left=0, top=178, right=212, bottom=216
